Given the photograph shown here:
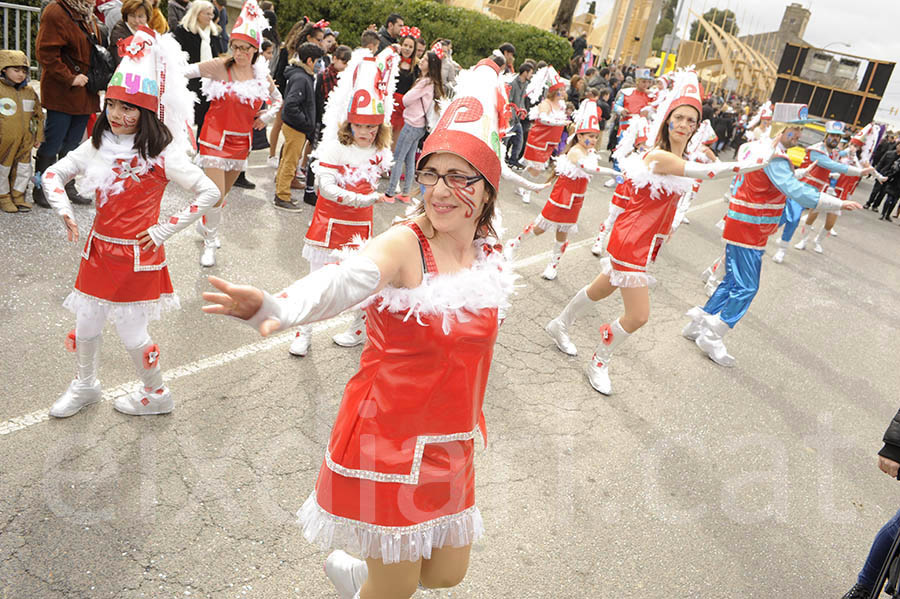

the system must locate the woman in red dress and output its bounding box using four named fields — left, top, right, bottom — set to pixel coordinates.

left=544, top=71, right=765, bottom=396
left=185, top=0, right=281, bottom=267
left=202, top=59, right=514, bottom=599
left=518, top=65, right=568, bottom=203
left=44, top=26, right=219, bottom=418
